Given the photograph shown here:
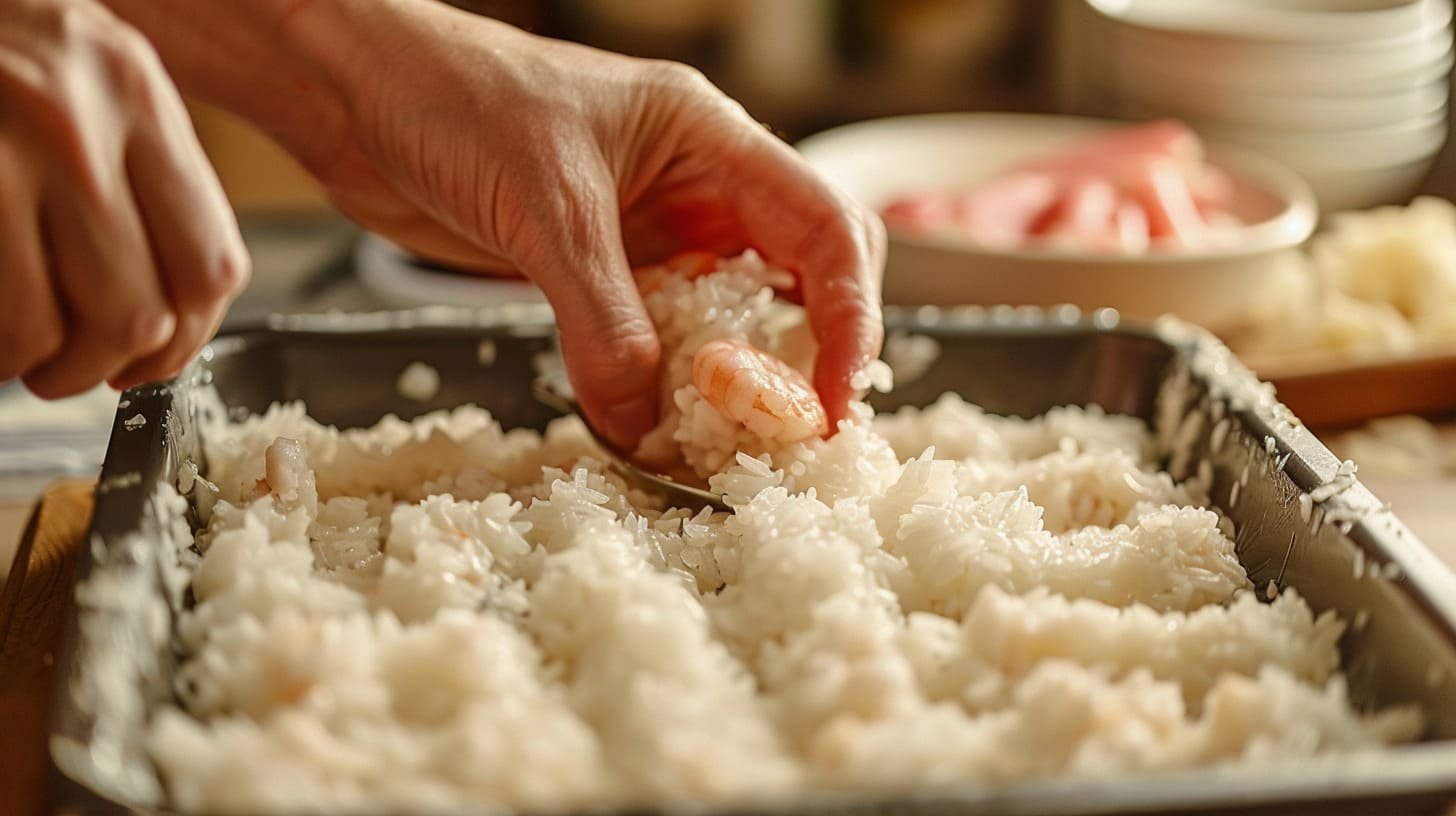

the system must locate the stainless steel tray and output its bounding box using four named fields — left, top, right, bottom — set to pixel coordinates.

left=48, top=306, right=1456, bottom=816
